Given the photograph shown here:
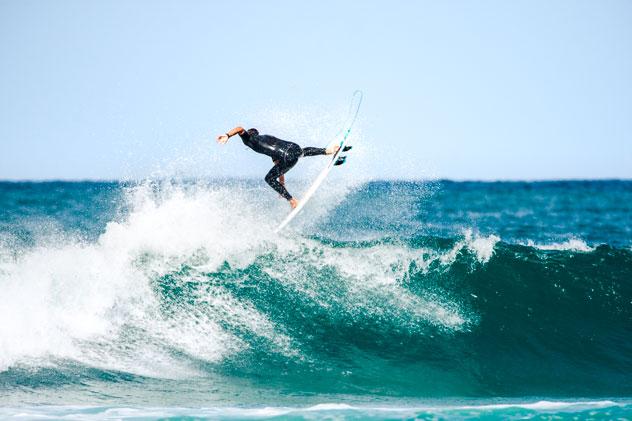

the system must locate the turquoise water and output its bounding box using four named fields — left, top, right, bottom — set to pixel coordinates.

left=1, top=180, right=631, bottom=419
